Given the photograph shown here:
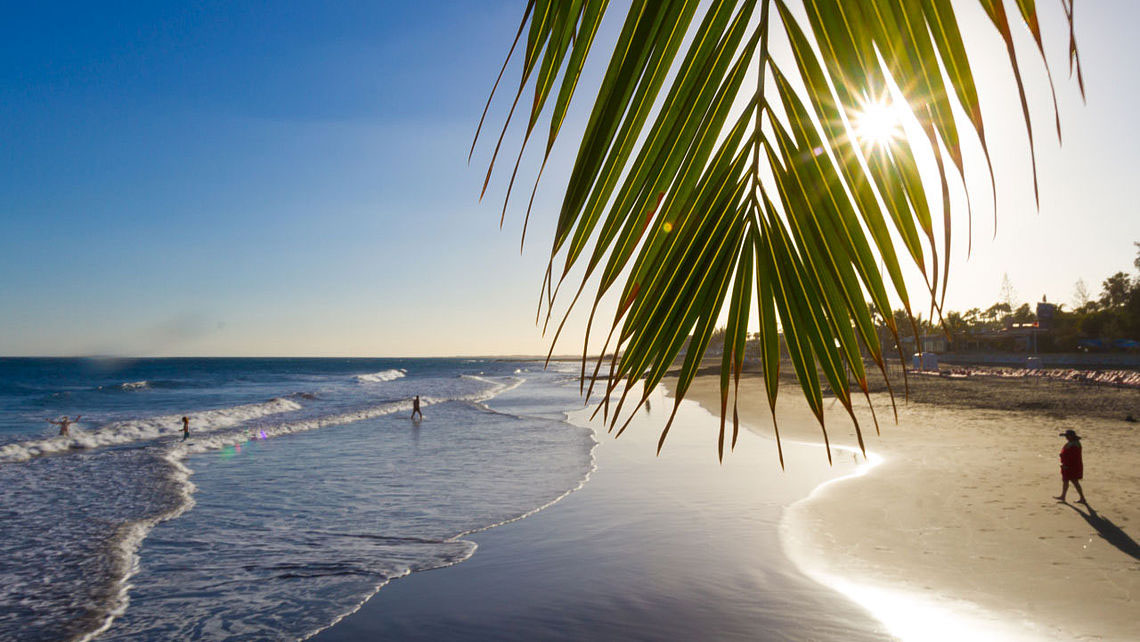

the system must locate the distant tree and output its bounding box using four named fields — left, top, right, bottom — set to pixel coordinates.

left=1073, top=279, right=1091, bottom=309
left=707, top=326, right=728, bottom=351
left=1134, top=242, right=1140, bottom=272
left=893, top=310, right=913, bottom=339
left=983, top=302, right=1012, bottom=326
left=943, top=311, right=967, bottom=335
left=1126, top=288, right=1140, bottom=339
left=963, top=308, right=982, bottom=326
left=999, top=273, right=1017, bottom=310
left=1100, top=272, right=1134, bottom=308
left=1011, top=303, right=1036, bottom=324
